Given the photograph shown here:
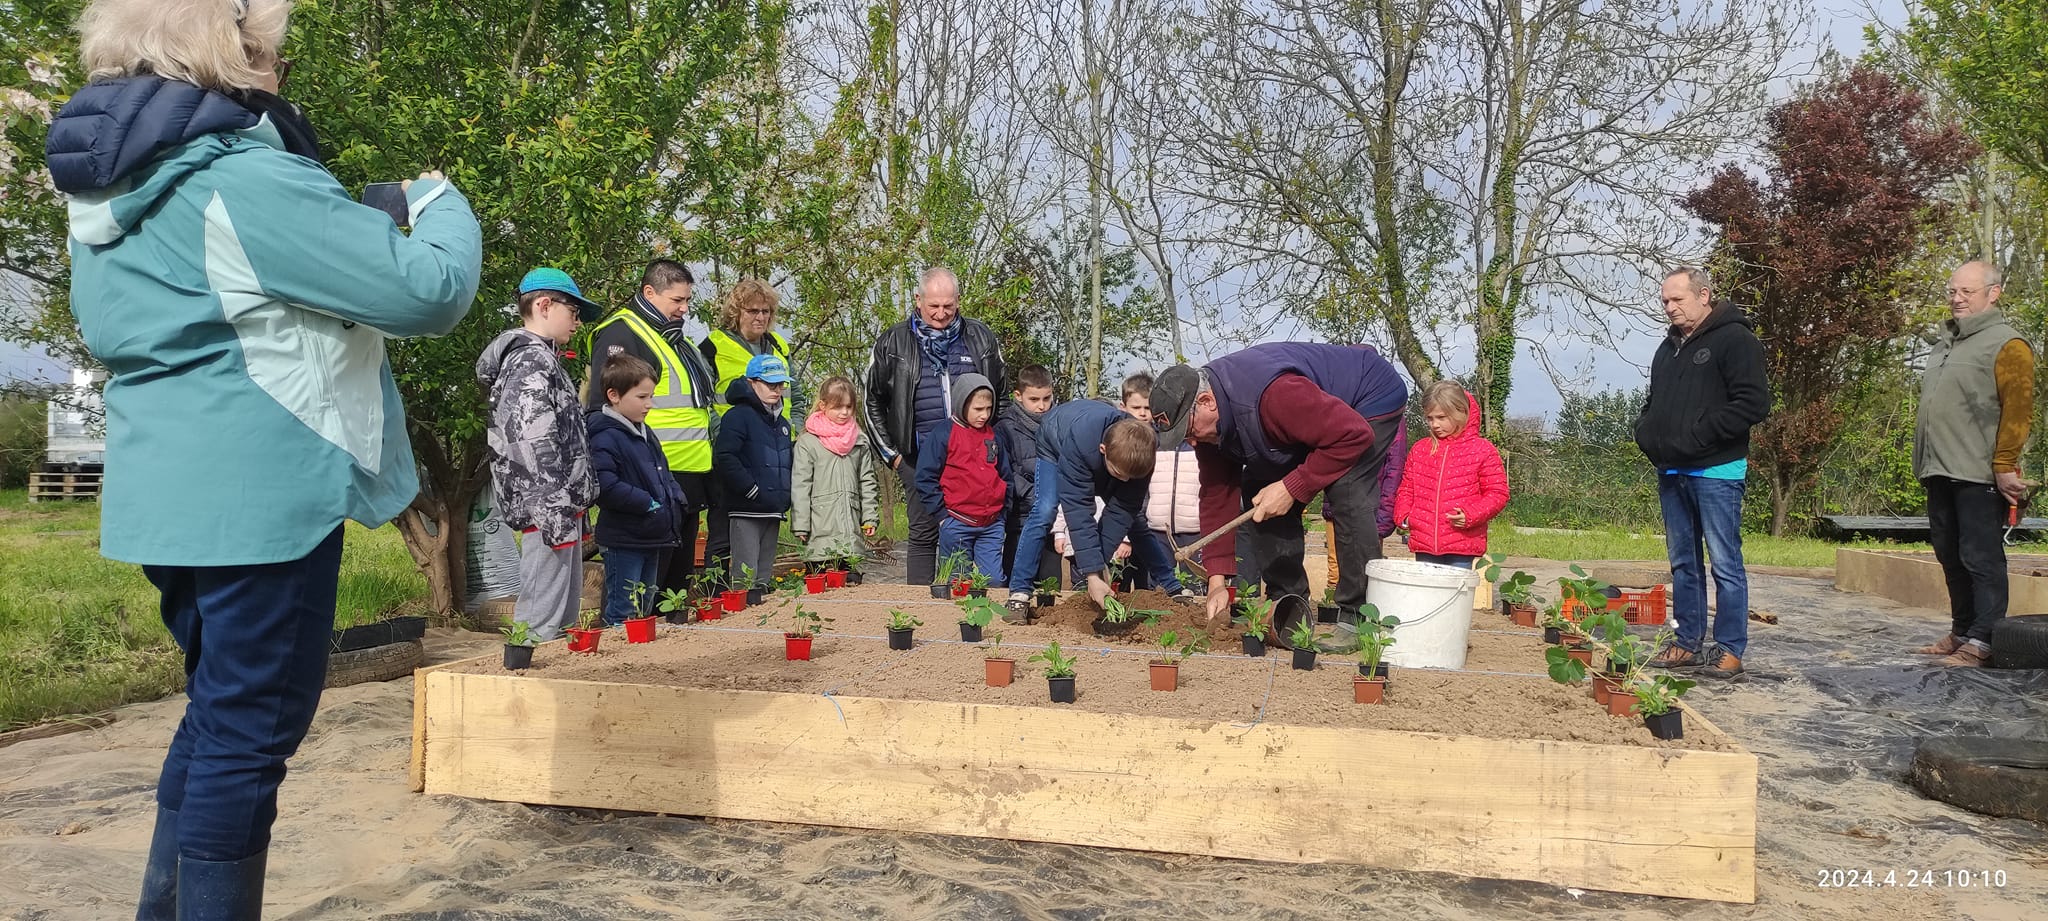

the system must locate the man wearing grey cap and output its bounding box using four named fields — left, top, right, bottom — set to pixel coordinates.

left=1151, top=343, right=1408, bottom=643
